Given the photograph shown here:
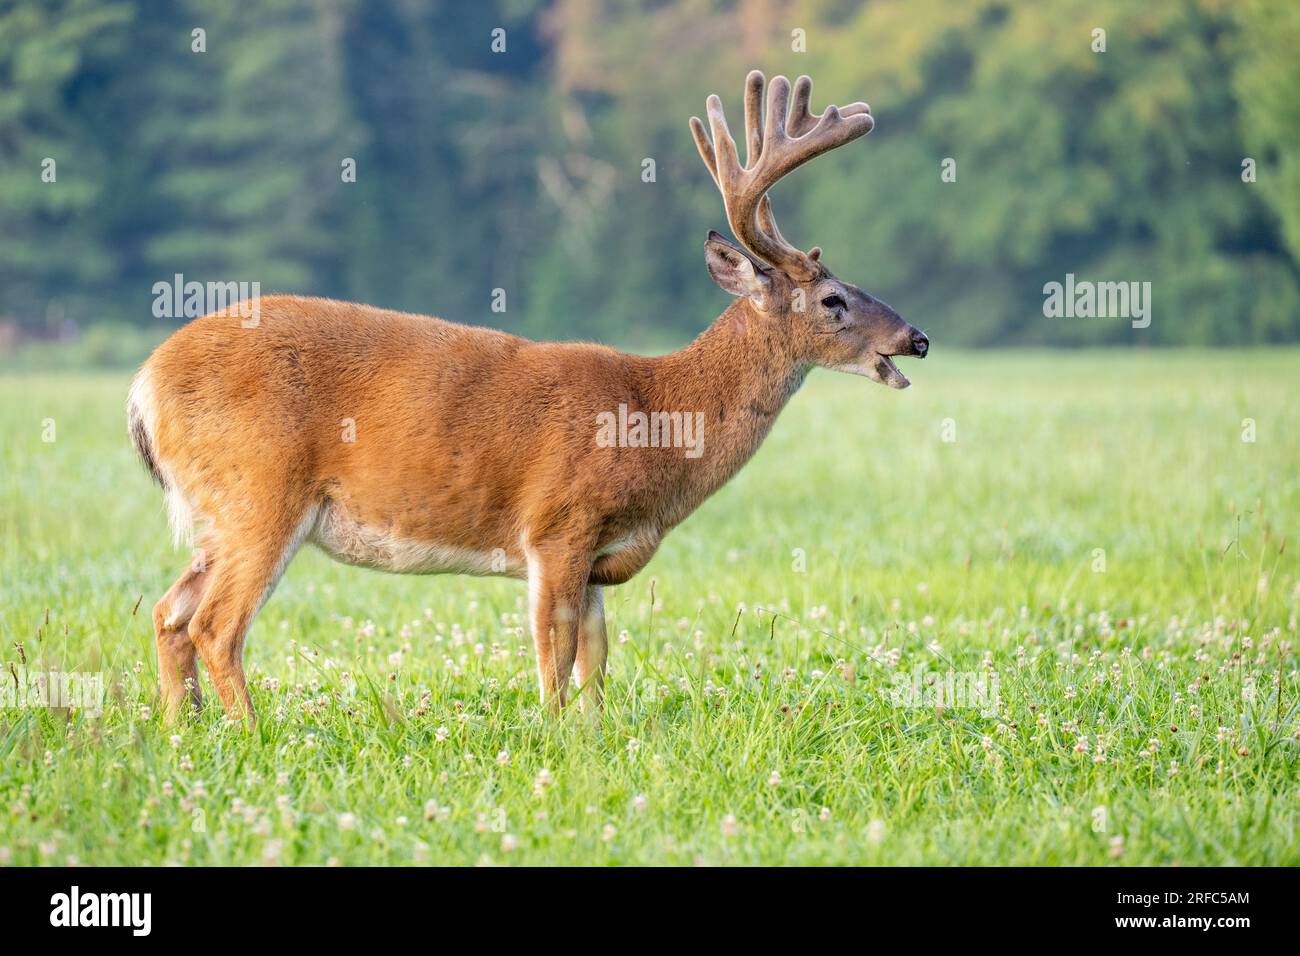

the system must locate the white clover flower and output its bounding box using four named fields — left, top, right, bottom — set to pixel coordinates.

left=534, top=768, right=554, bottom=795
